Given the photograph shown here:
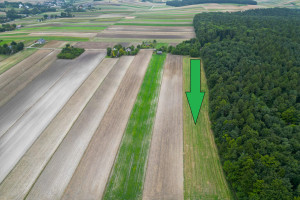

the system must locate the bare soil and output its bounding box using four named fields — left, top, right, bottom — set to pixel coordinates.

left=0, top=58, right=117, bottom=200
left=26, top=56, right=134, bottom=200
left=143, top=55, right=184, bottom=200
left=61, top=50, right=153, bottom=200
left=74, top=42, right=129, bottom=49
